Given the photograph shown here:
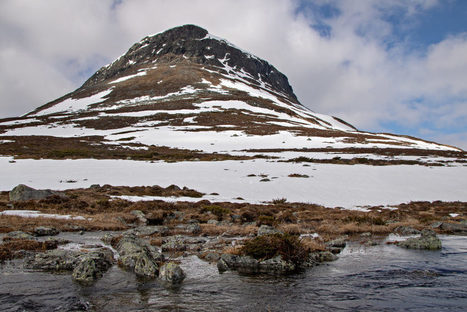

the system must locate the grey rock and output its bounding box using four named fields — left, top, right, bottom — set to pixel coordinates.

left=217, top=253, right=296, bottom=275
left=7, top=231, right=34, bottom=240
left=71, top=249, right=114, bottom=284
left=159, top=262, right=186, bottom=284
left=203, top=252, right=220, bottom=263
left=9, top=184, right=62, bottom=201
left=257, top=225, right=281, bottom=236
left=326, top=238, right=347, bottom=254
left=393, top=226, right=421, bottom=236
left=134, top=225, right=170, bottom=236
left=131, top=210, right=147, bottom=225
left=258, top=256, right=295, bottom=274
left=309, top=251, right=338, bottom=263
left=116, top=234, right=162, bottom=278
left=207, top=219, right=219, bottom=225
left=161, top=235, right=186, bottom=252
left=437, top=222, right=467, bottom=234
left=397, top=229, right=442, bottom=250
left=186, top=223, right=201, bottom=234
left=33, top=226, right=59, bottom=237
left=25, top=247, right=113, bottom=282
